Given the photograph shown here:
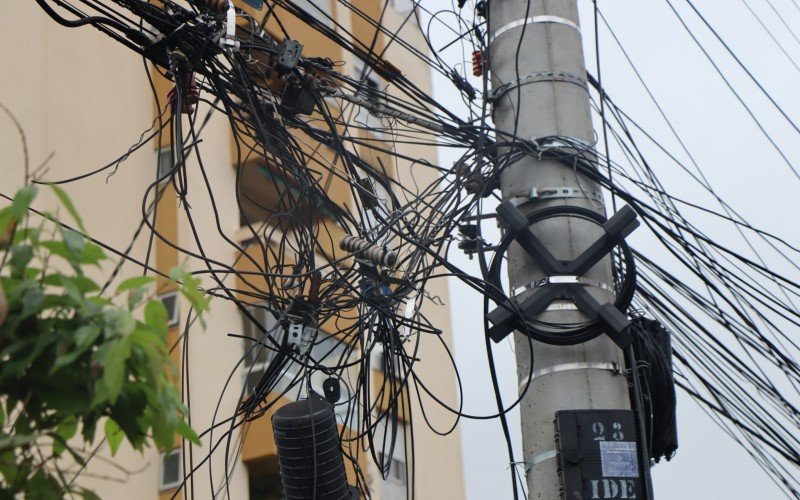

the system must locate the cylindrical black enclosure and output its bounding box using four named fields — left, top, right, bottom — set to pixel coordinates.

left=272, top=398, right=351, bottom=499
